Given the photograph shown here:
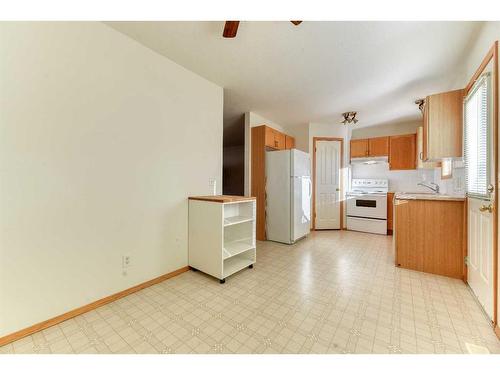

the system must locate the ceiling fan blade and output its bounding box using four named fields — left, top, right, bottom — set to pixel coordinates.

left=223, top=21, right=240, bottom=38
left=290, top=21, right=302, bottom=26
